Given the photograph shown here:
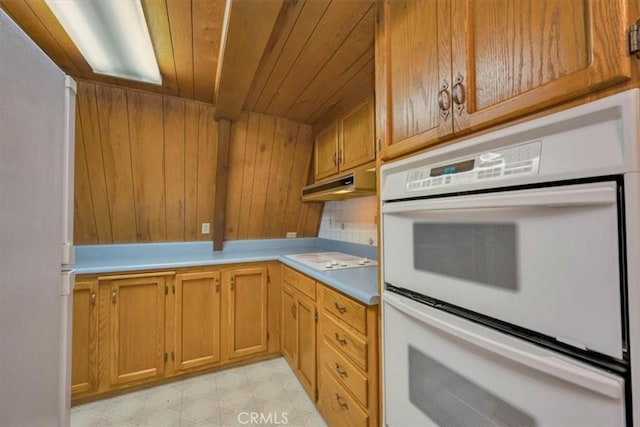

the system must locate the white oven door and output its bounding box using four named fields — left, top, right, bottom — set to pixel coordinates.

left=382, top=181, right=623, bottom=359
left=383, top=292, right=626, bottom=427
